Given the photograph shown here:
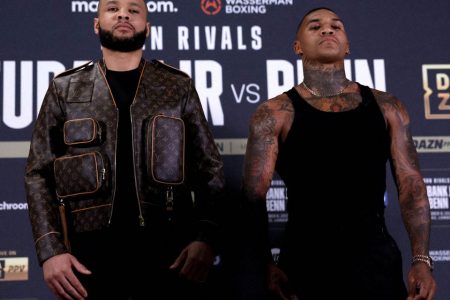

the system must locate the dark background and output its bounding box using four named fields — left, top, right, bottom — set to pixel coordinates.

left=0, top=0, right=449, bottom=299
